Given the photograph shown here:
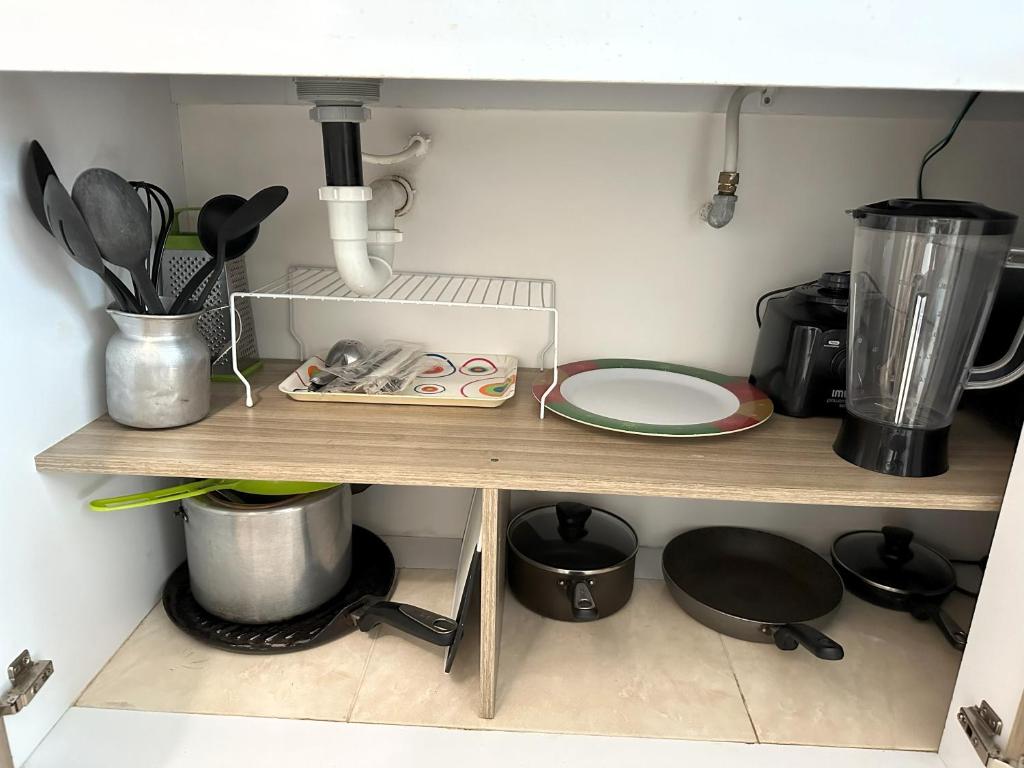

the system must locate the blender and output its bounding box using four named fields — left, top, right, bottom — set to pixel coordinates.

left=834, top=199, right=1024, bottom=477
